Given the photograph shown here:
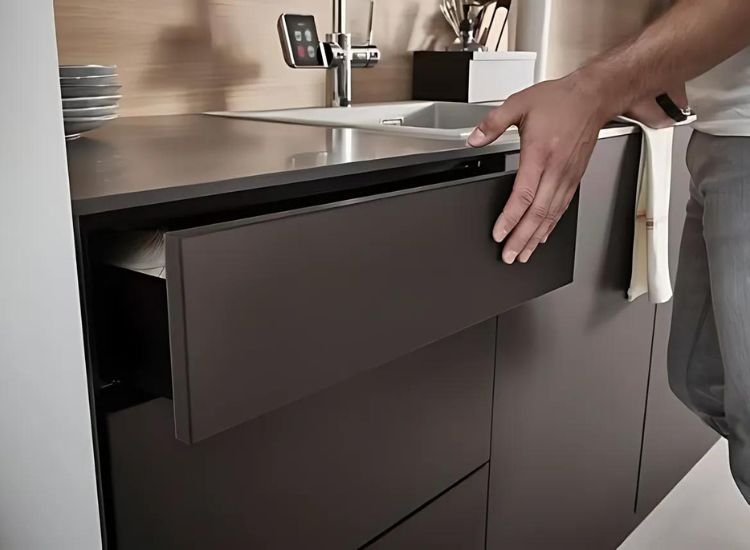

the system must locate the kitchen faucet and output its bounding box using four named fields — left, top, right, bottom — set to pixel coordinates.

left=278, top=0, right=381, bottom=107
